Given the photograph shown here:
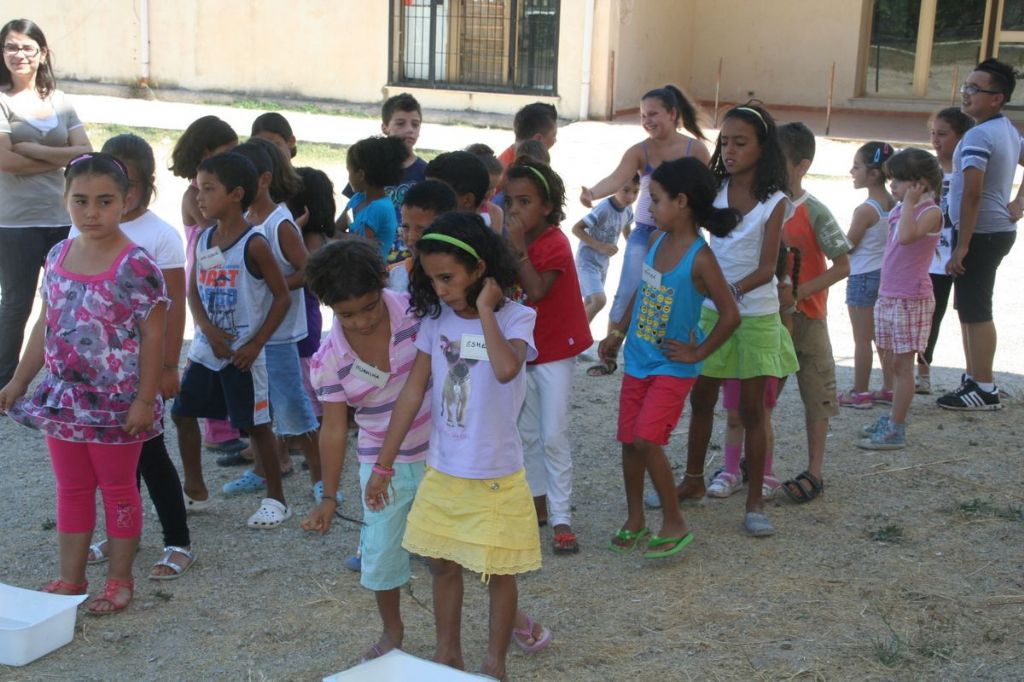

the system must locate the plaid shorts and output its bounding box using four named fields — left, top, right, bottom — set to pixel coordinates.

left=874, top=295, right=934, bottom=354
